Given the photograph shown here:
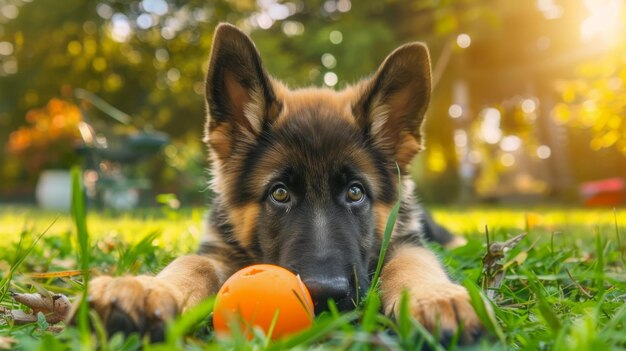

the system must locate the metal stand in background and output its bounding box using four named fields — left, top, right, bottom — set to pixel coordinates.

left=74, top=89, right=169, bottom=210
